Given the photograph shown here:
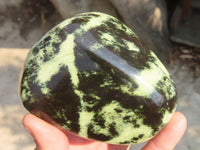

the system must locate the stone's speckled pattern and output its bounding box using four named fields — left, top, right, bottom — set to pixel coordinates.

left=20, top=12, right=177, bottom=145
